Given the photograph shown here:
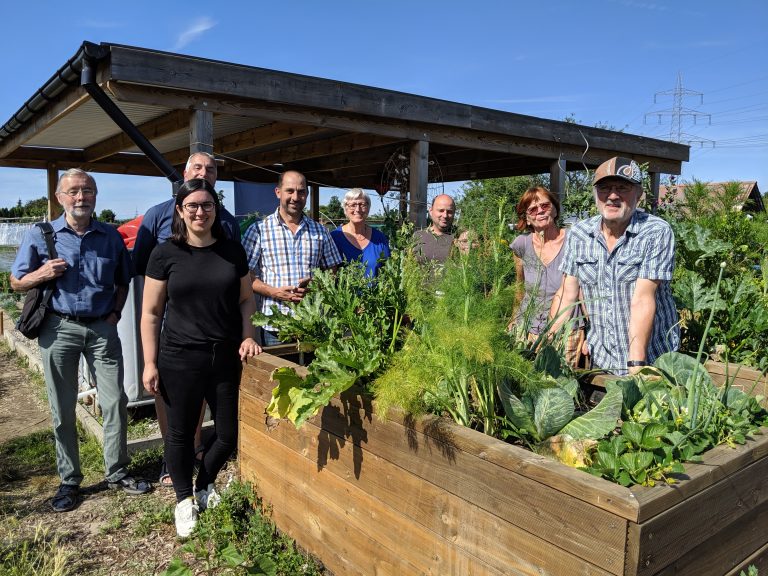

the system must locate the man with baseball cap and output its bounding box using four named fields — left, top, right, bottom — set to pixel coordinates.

left=549, top=156, right=679, bottom=374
